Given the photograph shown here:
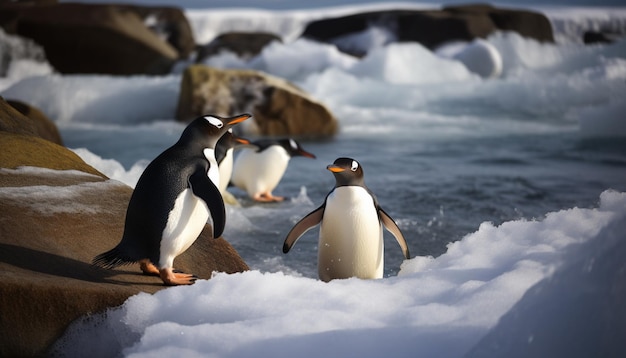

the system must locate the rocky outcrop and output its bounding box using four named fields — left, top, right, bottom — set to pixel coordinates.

left=301, top=3, right=554, bottom=57
left=176, top=65, right=338, bottom=138
left=0, top=99, right=249, bottom=356
left=119, top=4, right=196, bottom=59
left=0, top=97, right=62, bottom=145
left=444, top=4, right=553, bottom=43
left=0, top=2, right=194, bottom=75
left=583, top=30, right=622, bottom=45
left=196, top=32, right=283, bottom=62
